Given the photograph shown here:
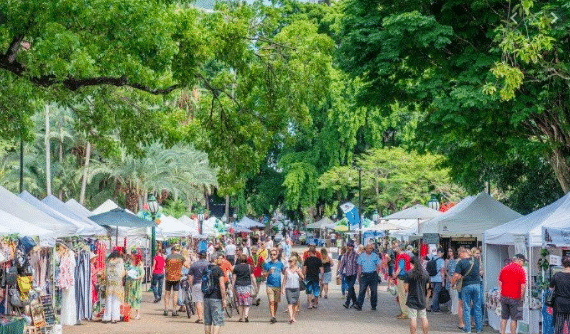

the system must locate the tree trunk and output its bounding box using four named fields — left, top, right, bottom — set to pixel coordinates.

left=45, top=104, right=51, bottom=195
left=79, top=141, right=91, bottom=205
left=225, top=194, right=230, bottom=222
left=125, top=187, right=139, bottom=213
left=549, top=148, right=570, bottom=194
